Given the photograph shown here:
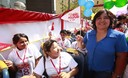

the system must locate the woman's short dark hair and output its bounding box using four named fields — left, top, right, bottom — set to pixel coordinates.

left=12, top=33, right=29, bottom=44
left=43, top=40, right=57, bottom=53
left=92, top=9, right=114, bottom=30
